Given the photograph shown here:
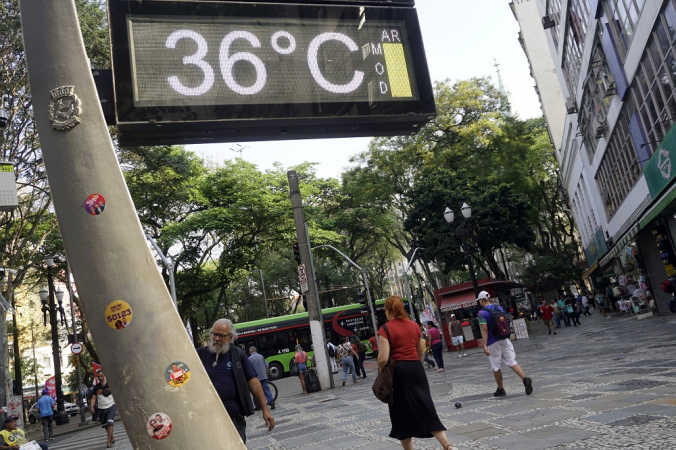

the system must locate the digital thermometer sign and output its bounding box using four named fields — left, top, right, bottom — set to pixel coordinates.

left=129, top=16, right=418, bottom=106
left=109, top=1, right=435, bottom=145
